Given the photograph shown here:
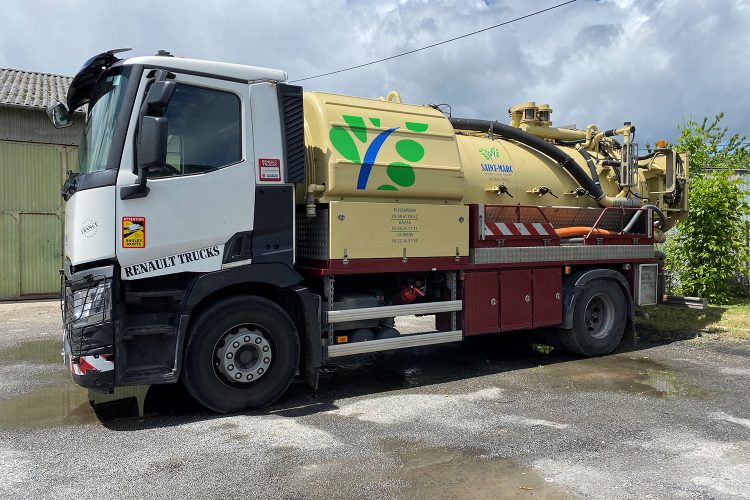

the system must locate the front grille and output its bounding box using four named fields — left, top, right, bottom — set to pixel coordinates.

left=61, top=272, right=112, bottom=357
